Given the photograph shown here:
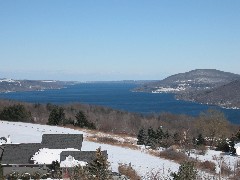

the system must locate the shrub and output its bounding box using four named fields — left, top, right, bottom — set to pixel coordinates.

left=97, top=137, right=119, bottom=144
left=70, top=165, right=90, bottom=180
left=197, top=160, right=215, bottom=173
left=195, top=145, right=207, bottom=155
left=6, top=172, right=19, bottom=180
left=20, top=172, right=31, bottom=180
left=143, top=168, right=170, bottom=180
left=31, top=172, right=41, bottom=179
left=160, top=149, right=188, bottom=163
left=41, top=173, right=51, bottom=179
left=221, top=162, right=232, bottom=176
left=118, top=163, right=141, bottom=180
